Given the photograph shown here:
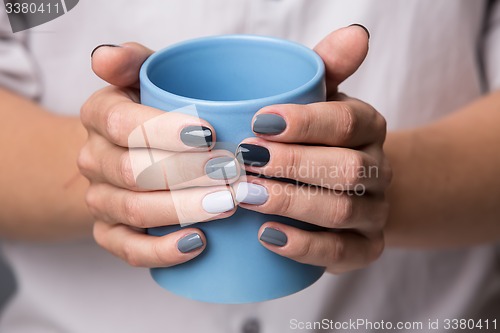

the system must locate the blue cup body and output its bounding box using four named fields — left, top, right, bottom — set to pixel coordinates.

left=139, top=35, right=326, bottom=303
